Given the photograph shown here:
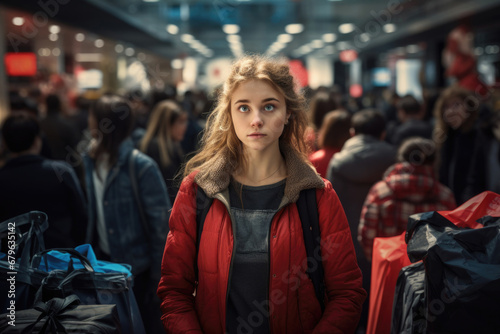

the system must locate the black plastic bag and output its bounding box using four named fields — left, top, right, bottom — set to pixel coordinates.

left=0, top=211, right=49, bottom=313
left=391, top=262, right=426, bottom=334
left=405, top=211, right=460, bottom=263
left=424, top=221, right=500, bottom=333
left=0, top=295, right=121, bottom=333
